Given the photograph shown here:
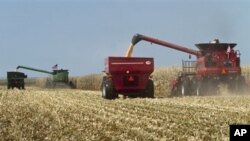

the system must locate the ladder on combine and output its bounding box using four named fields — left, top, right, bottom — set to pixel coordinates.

left=182, top=60, right=196, bottom=75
